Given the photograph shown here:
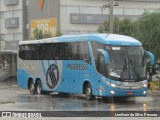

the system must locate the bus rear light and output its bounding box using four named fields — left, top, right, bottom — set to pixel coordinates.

left=126, top=92, right=134, bottom=95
